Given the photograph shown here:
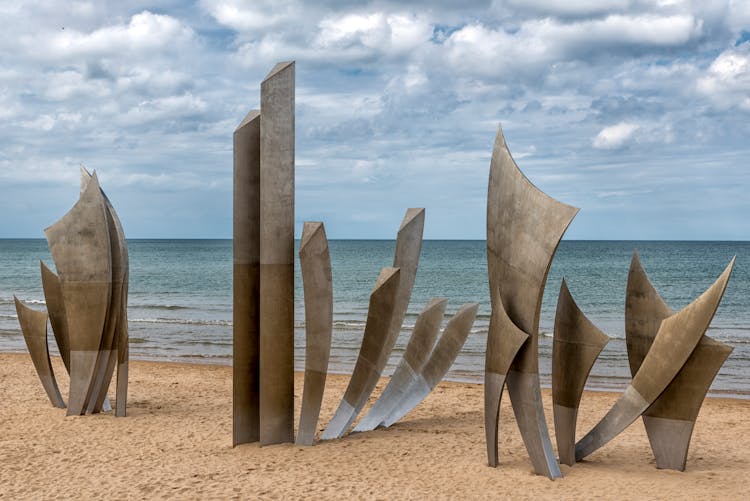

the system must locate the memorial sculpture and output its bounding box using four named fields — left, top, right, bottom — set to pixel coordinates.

left=353, top=297, right=448, bottom=432
left=322, top=208, right=424, bottom=440
left=259, top=62, right=296, bottom=446
left=366, top=302, right=479, bottom=430
left=321, top=266, right=402, bottom=439
left=233, top=63, right=471, bottom=446
left=40, top=261, right=71, bottom=374
left=14, top=298, right=66, bottom=408
left=624, top=251, right=734, bottom=471
left=296, top=222, right=333, bottom=446
left=551, top=279, right=609, bottom=466
left=15, top=169, right=129, bottom=417
left=484, top=126, right=578, bottom=479
left=233, top=61, right=296, bottom=446
left=575, top=257, right=735, bottom=461
left=81, top=168, right=130, bottom=416
left=233, top=108, right=261, bottom=446
left=230, top=61, right=739, bottom=468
